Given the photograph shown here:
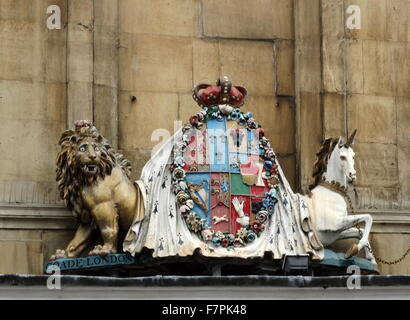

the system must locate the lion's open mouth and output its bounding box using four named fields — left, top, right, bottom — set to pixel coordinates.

left=83, top=164, right=98, bottom=174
